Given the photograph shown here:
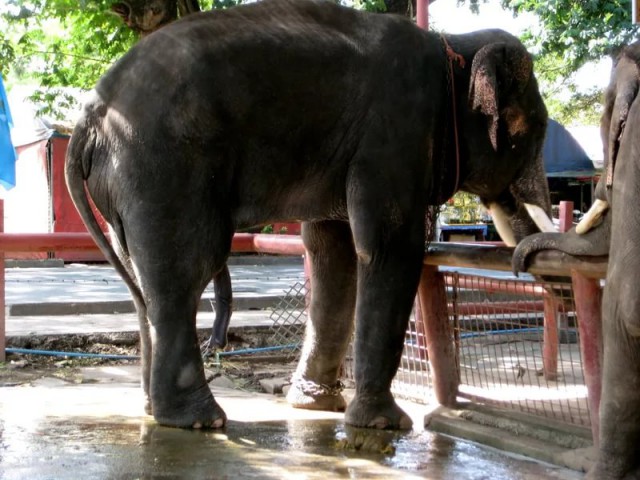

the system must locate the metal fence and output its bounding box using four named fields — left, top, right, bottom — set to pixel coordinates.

left=447, top=272, right=590, bottom=427
left=337, top=271, right=592, bottom=429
